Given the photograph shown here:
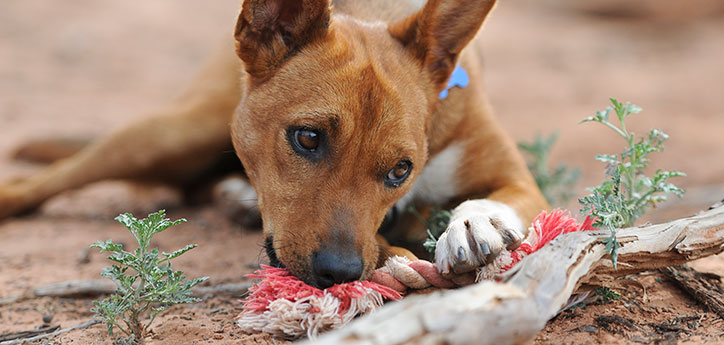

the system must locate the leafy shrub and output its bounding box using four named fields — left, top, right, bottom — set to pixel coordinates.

left=91, top=210, right=208, bottom=345
left=579, top=99, right=685, bottom=268
left=518, top=132, right=581, bottom=206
